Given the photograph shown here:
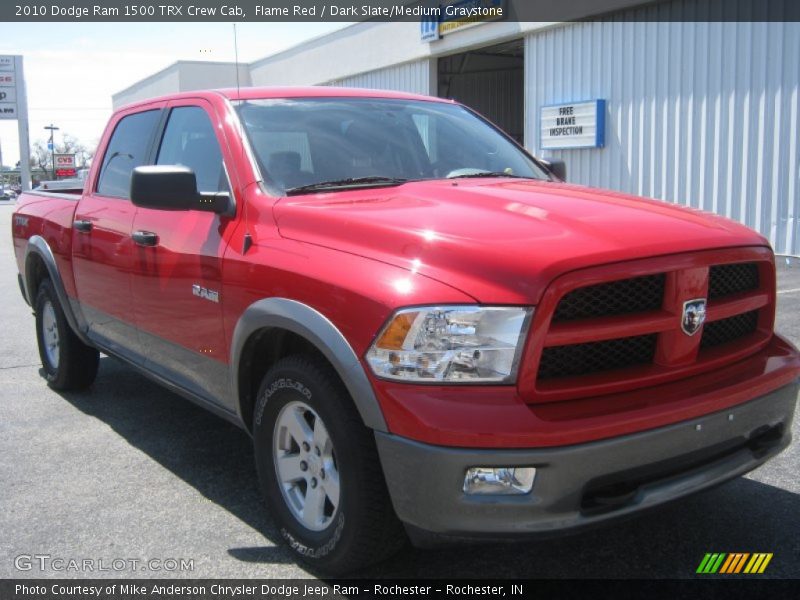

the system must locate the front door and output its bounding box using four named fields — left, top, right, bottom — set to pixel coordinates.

left=130, top=101, right=237, bottom=407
